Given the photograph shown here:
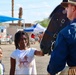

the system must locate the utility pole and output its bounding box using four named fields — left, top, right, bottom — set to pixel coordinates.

left=18, top=7, right=23, bottom=26
left=12, top=0, right=14, bottom=23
